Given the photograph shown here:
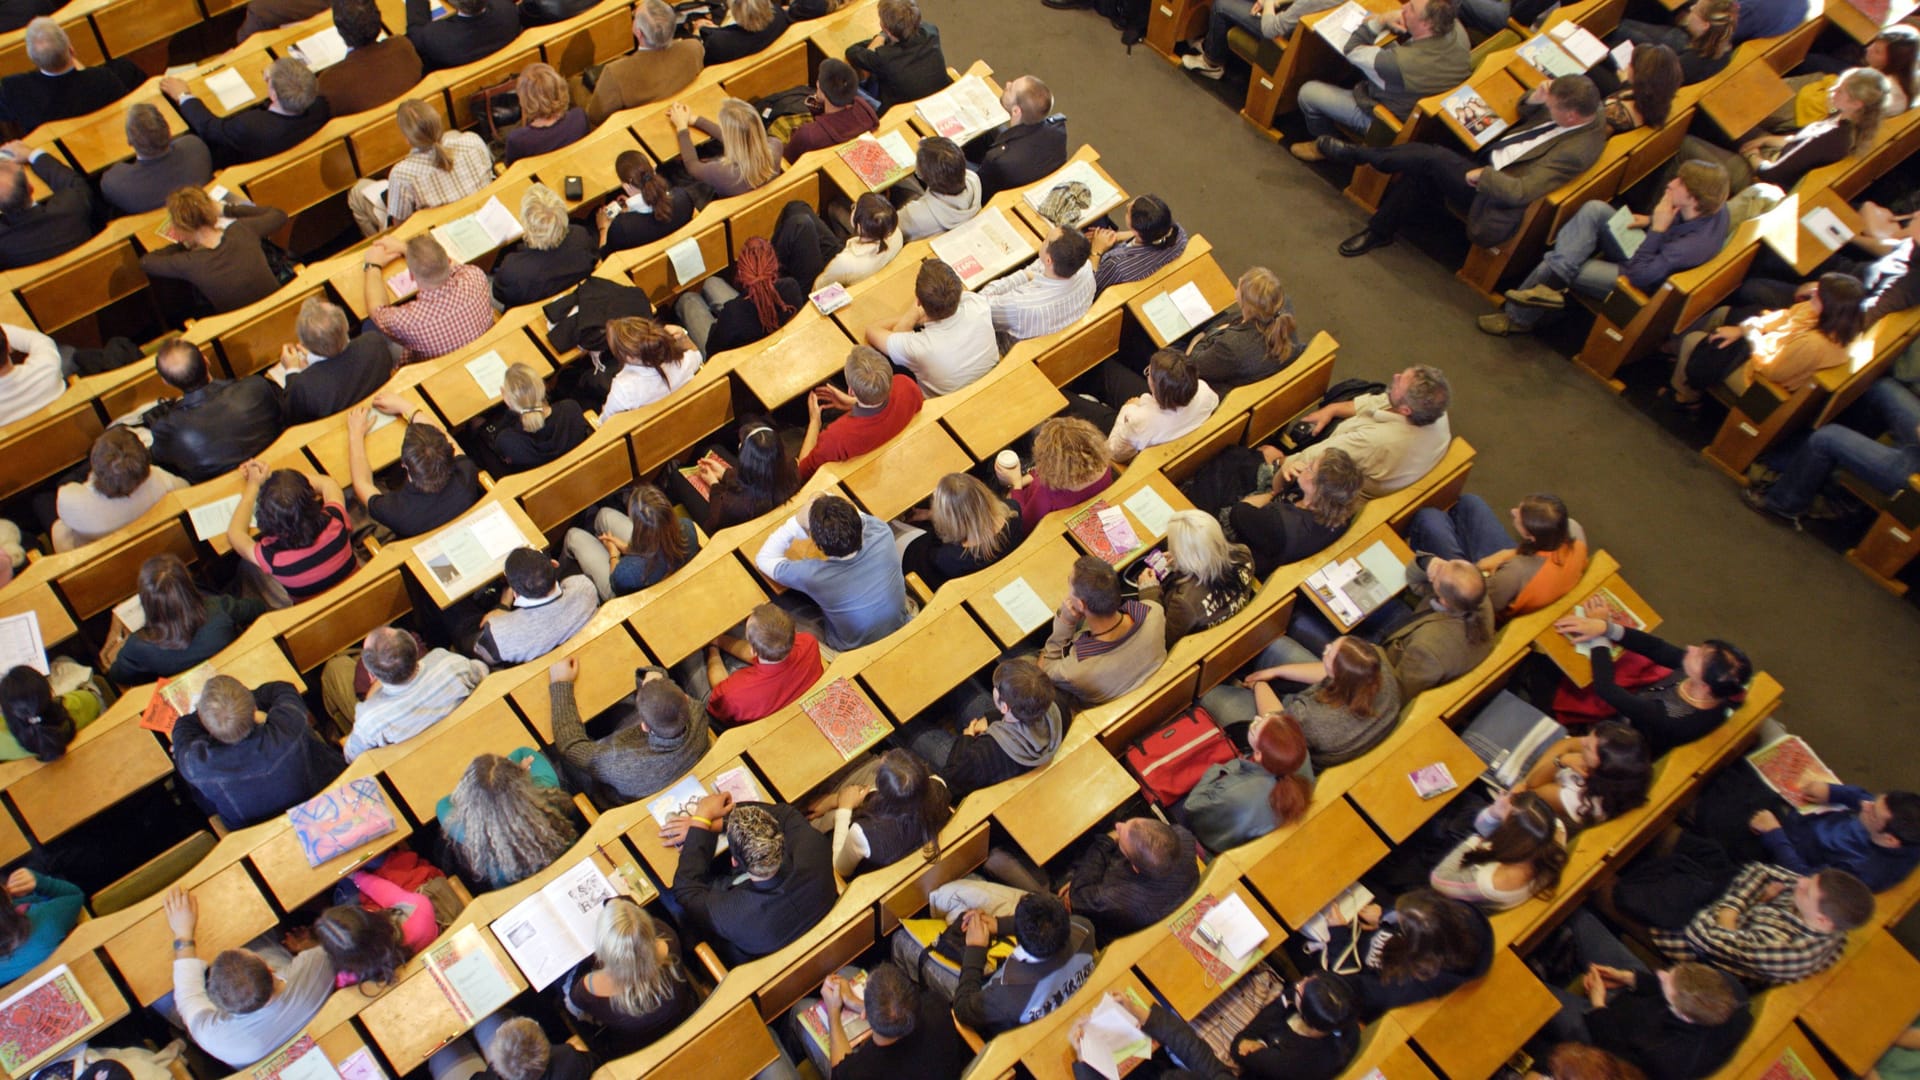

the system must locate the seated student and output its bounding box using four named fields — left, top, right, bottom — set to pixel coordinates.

left=109, top=556, right=268, bottom=685
left=822, top=748, right=953, bottom=876
left=928, top=890, right=1096, bottom=1033
left=584, top=1, right=703, bottom=126
left=1407, top=493, right=1589, bottom=620
left=1070, top=992, right=1234, bottom=1078
left=141, top=189, right=288, bottom=315
left=0, top=869, right=83, bottom=982
left=1275, top=365, right=1451, bottom=497
left=406, top=0, right=521, bottom=73
left=755, top=494, right=914, bottom=650
left=897, top=137, right=981, bottom=241
left=503, top=64, right=587, bottom=165
left=1430, top=792, right=1568, bottom=910
left=1672, top=273, right=1867, bottom=406
left=845, top=0, right=951, bottom=113
left=1746, top=374, right=1920, bottom=524
left=1535, top=910, right=1752, bottom=1080
left=563, top=483, right=699, bottom=601
left=1183, top=266, right=1303, bottom=393
left=1512, top=723, right=1654, bottom=829
left=1550, top=613, right=1751, bottom=758
left=1480, top=163, right=1732, bottom=338
left=230, top=464, right=358, bottom=606
left=159, top=58, right=331, bottom=169
left=548, top=659, right=712, bottom=803
left=143, top=339, right=285, bottom=484
left=1377, top=555, right=1496, bottom=698
left=1179, top=711, right=1314, bottom=852
left=1232, top=972, right=1362, bottom=1080
left=276, top=298, right=395, bottom=426
left=598, top=151, right=697, bottom=256
left=1204, top=634, right=1403, bottom=767
left=1675, top=68, right=1890, bottom=193
left=436, top=749, right=579, bottom=888
left=663, top=793, right=838, bottom=960
left=365, top=234, right=498, bottom=359
left=694, top=424, right=802, bottom=533
left=1687, top=761, right=1920, bottom=892
left=1041, top=556, right=1168, bottom=706
left=0, top=19, right=141, bottom=133
left=1595, top=44, right=1684, bottom=136
left=564, top=897, right=695, bottom=1055
left=982, top=227, right=1097, bottom=343
left=52, top=428, right=188, bottom=553
left=315, top=0, right=424, bottom=117
left=173, top=674, right=344, bottom=828
left=601, top=316, right=703, bottom=418
left=867, top=258, right=999, bottom=397
left=1283, top=0, right=1471, bottom=157
left=1103, top=350, right=1221, bottom=465
left=0, top=137, right=95, bottom=270
left=699, top=604, right=824, bottom=725
left=0, top=664, right=101, bottom=762
left=814, top=195, right=904, bottom=291
left=901, top=473, right=1025, bottom=589
left=1645, top=863, right=1874, bottom=985
left=484, top=1016, right=597, bottom=1080
left=328, top=627, right=487, bottom=760
left=0, top=321, right=62, bottom=426
left=668, top=99, right=783, bottom=198
left=672, top=237, right=804, bottom=356
left=691, top=0, right=788, bottom=64
left=910, top=657, right=1063, bottom=801
left=971, top=75, right=1068, bottom=201
left=473, top=549, right=598, bottom=667
left=1137, top=509, right=1255, bottom=648
left=164, top=889, right=334, bottom=1068
left=1329, top=888, right=1494, bottom=1017
left=1322, top=76, right=1607, bottom=260
left=1185, top=446, right=1365, bottom=579
left=101, top=105, right=213, bottom=217
left=782, top=59, right=878, bottom=164
left=1000, top=416, right=1117, bottom=532
left=1057, top=817, right=1200, bottom=937
left=1608, top=0, right=1737, bottom=86
left=315, top=875, right=439, bottom=987
left=348, top=400, right=482, bottom=539
left=492, top=183, right=597, bottom=307
left=1090, top=196, right=1190, bottom=293
left=1742, top=199, right=1920, bottom=330
left=803, top=962, right=969, bottom=1080
left=486, top=363, right=589, bottom=474
left=350, top=98, right=494, bottom=236
left=797, top=346, right=924, bottom=479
